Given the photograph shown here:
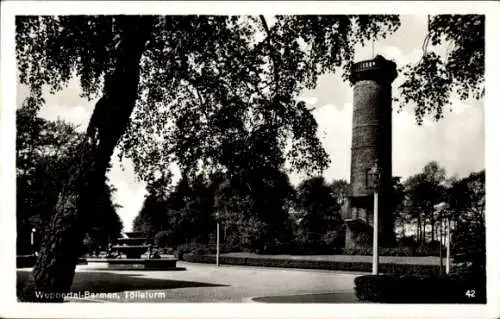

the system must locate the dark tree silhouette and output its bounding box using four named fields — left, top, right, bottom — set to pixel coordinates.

left=403, top=162, right=447, bottom=245
left=294, top=176, right=344, bottom=252
left=448, top=170, right=485, bottom=273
